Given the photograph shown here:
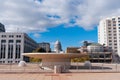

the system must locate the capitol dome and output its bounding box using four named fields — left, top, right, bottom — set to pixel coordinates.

left=54, top=40, right=62, bottom=53
left=87, top=43, right=104, bottom=52
left=55, top=40, right=61, bottom=45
